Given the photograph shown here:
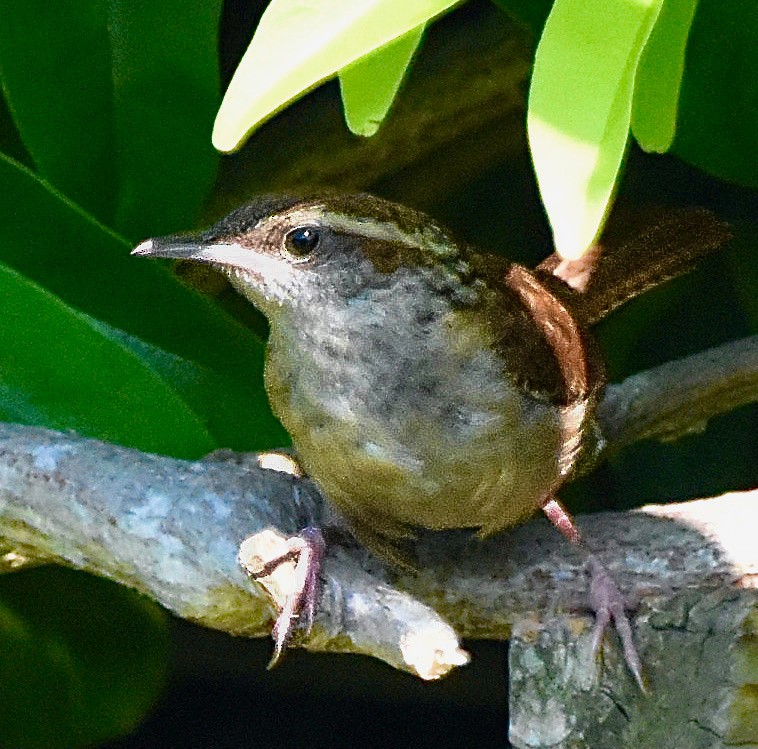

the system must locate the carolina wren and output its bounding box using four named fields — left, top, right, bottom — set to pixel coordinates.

left=133, top=194, right=729, bottom=687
